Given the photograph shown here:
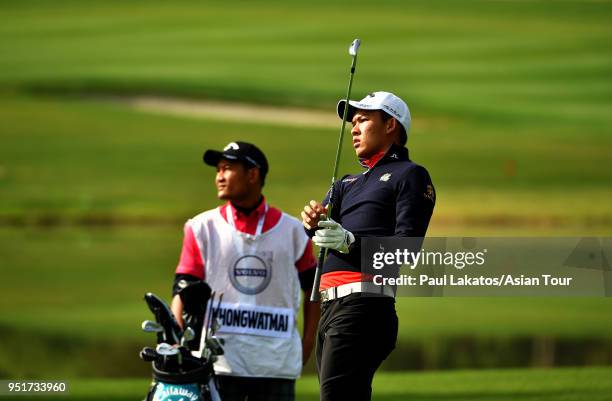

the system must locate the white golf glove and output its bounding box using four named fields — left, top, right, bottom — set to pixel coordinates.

left=313, top=217, right=355, bottom=254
